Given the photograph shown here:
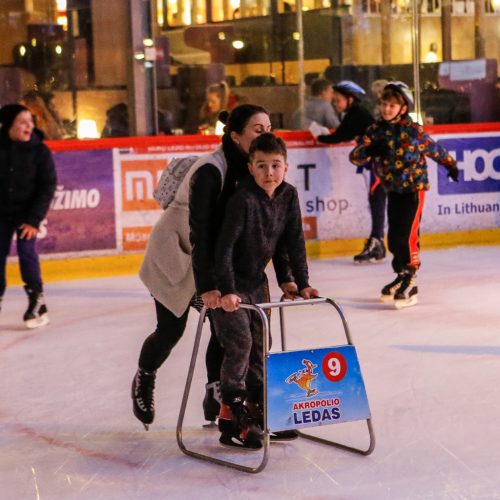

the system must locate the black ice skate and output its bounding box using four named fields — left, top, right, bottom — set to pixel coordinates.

left=203, top=381, right=221, bottom=425
left=23, top=286, right=49, bottom=329
left=393, top=272, right=418, bottom=309
left=246, top=400, right=298, bottom=442
left=353, top=237, right=386, bottom=264
left=131, top=368, right=156, bottom=430
left=218, top=397, right=264, bottom=450
left=380, top=273, right=404, bottom=302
